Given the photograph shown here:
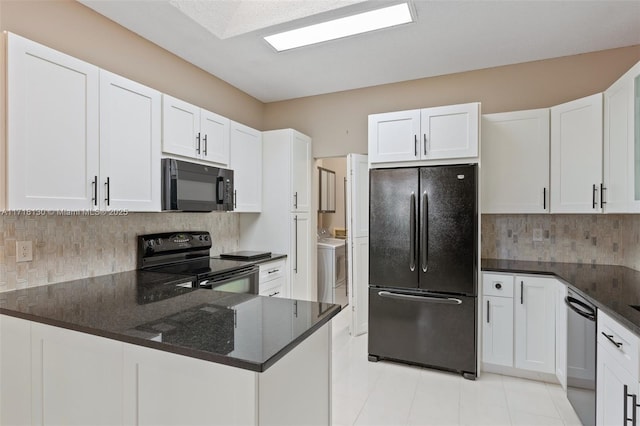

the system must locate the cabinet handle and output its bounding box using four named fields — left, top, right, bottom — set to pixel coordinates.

left=203, top=134, right=208, bottom=156
left=104, top=177, right=110, bottom=206
left=268, top=291, right=280, bottom=297
left=92, top=176, right=97, bottom=206
left=520, top=281, right=524, bottom=304
left=600, top=183, right=606, bottom=208
left=624, top=385, right=637, bottom=426
left=294, top=192, right=298, bottom=209
left=487, top=300, right=490, bottom=323
left=414, top=135, right=418, bottom=157
left=543, top=188, right=546, bottom=210
left=601, top=331, right=623, bottom=348
left=294, top=215, right=298, bottom=274
left=592, top=184, right=597, bottom=209
left=423, top=134, right=427, bottom=155
left=196, top=132, right=201, bottom=154
left=268, top=269, right=280, bottom=274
